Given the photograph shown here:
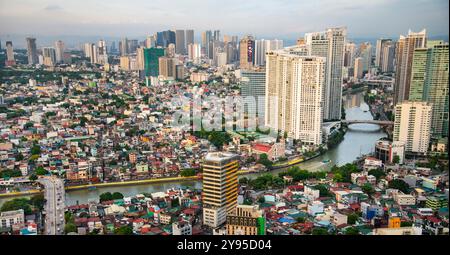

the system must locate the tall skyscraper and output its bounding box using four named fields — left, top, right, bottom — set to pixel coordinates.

left=175, top=30, right=186, bottom=55
left=239, top=35, right=255, bottom=70
left=254, top=39, right=283, bottom=66
left=120, top=56, right=130, bottom=71
left=120, top=38, right=128, bottom=56
left=145, top=35, right=156, bottom=48
left=393, top=101, right=432, bottom=154
left=305, top=27, right=346, bottom=121
left=42, top=47, right=56, bottom=66
left=344, top=42, right=356, bottom=68
left=265, top=48, right=325, bottom=144
left=226, top=205, right=266, bottom=235
left=144, top=47, right=165, bottom=77
left=188, top=43, right=201, bottom=64
left=358, top=42, right=372, bottom=72
left=241, top=69, right=266, bottom=124
left=213, top=30, right=221, bottom=42
left=185, top=30, right=194, bottom=48
left=381, top=41, right=396, bottom=73
left=128, top=39, right=139, bottom=54
left=5, top=41, right=15, bottom=66
left=158, top=57, right=176, bottom=79
left=54, top=40, right=65, bottom=64
left=375, top=39, right=392, bottom=68
left=202, top=30, right=213, bottom=59
left=97, top=40, right=108, bottom=65
left=136, top=46, right=145, bottom=70
left=26, top=37, right=38, bottom=65
left=156, top=30, right=176, bottom=48
left=84, top=43, right=97, bottom=64
left=394, top=29, right=427, bottom=104
left=409, top=40, right=449, bottom=138
left=202, top=152, right=239, bottom=228
left=354, top=57, right=364, bottom=79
